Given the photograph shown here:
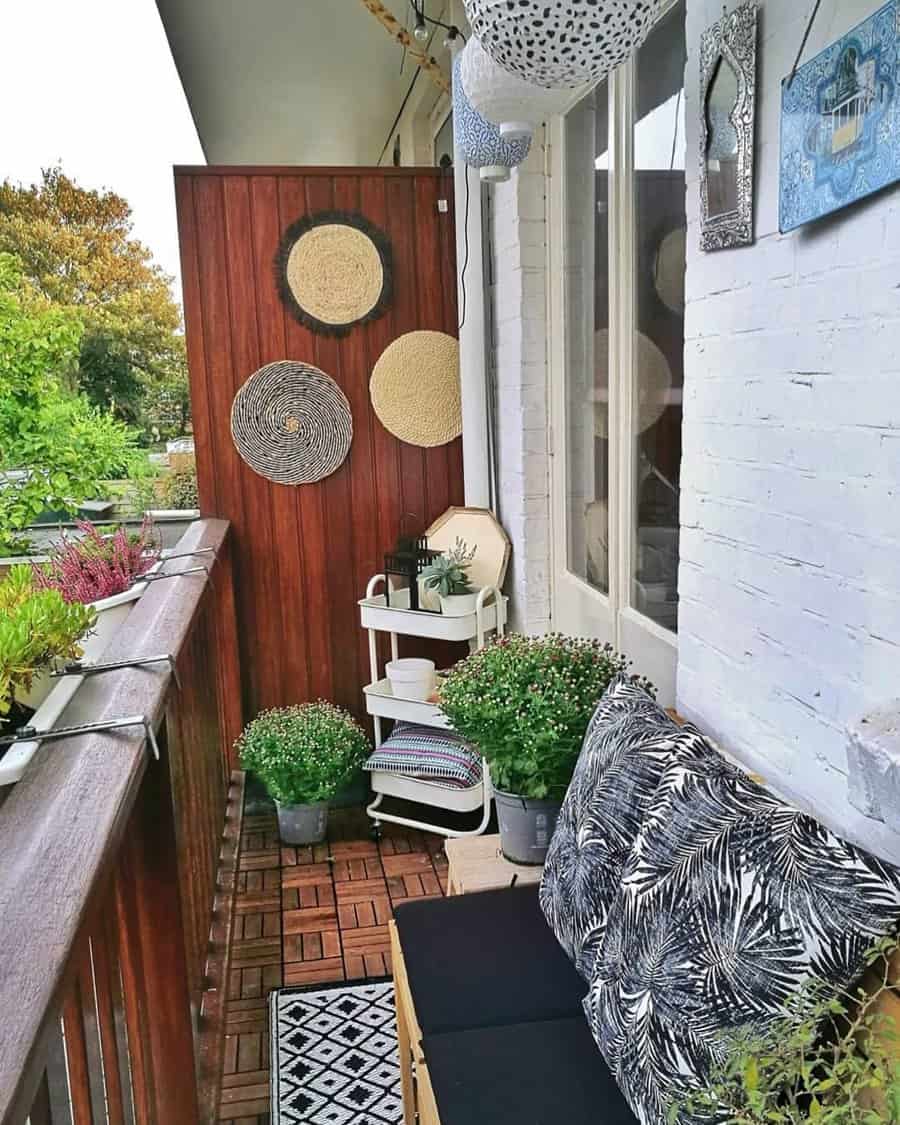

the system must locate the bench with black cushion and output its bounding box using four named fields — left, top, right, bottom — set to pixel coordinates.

left=393, top=886, right=637, bottom=1124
